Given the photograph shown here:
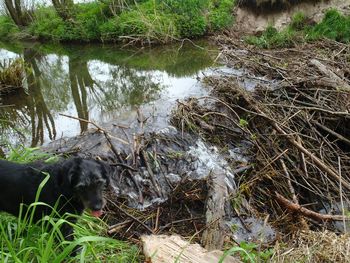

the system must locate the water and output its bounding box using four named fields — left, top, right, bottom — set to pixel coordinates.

left=0, top=40, right=218, bottom=150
